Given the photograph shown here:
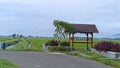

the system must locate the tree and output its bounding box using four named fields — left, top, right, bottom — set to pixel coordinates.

left=19, top=34, right=24, bottom=38
left=53, top=20, right=73, bottom=40
left=12, top=34, right=16, bottom=39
